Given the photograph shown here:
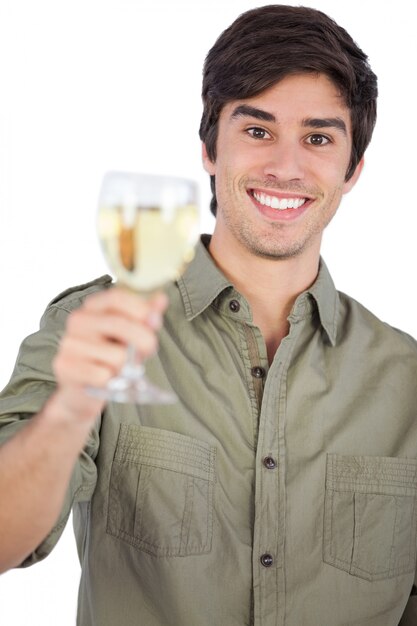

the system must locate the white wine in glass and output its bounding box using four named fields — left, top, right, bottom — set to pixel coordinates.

left=91, top=171, right=199, bottom=404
